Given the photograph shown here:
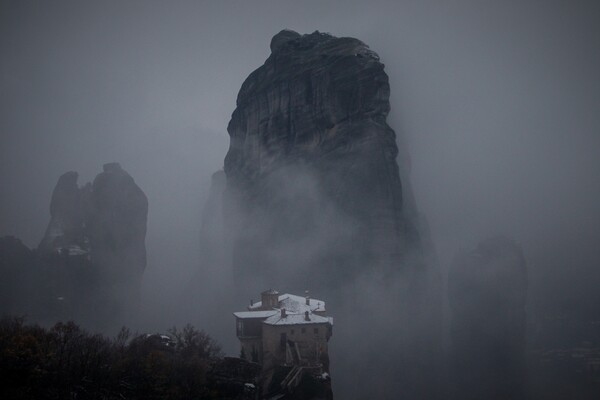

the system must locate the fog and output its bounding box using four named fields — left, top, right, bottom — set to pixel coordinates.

left=1, top=0, right=599, bottom=398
